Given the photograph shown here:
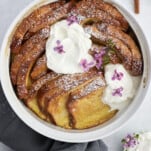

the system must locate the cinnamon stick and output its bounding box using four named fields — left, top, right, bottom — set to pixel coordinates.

left=134, top=0, right=140, bottom=14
